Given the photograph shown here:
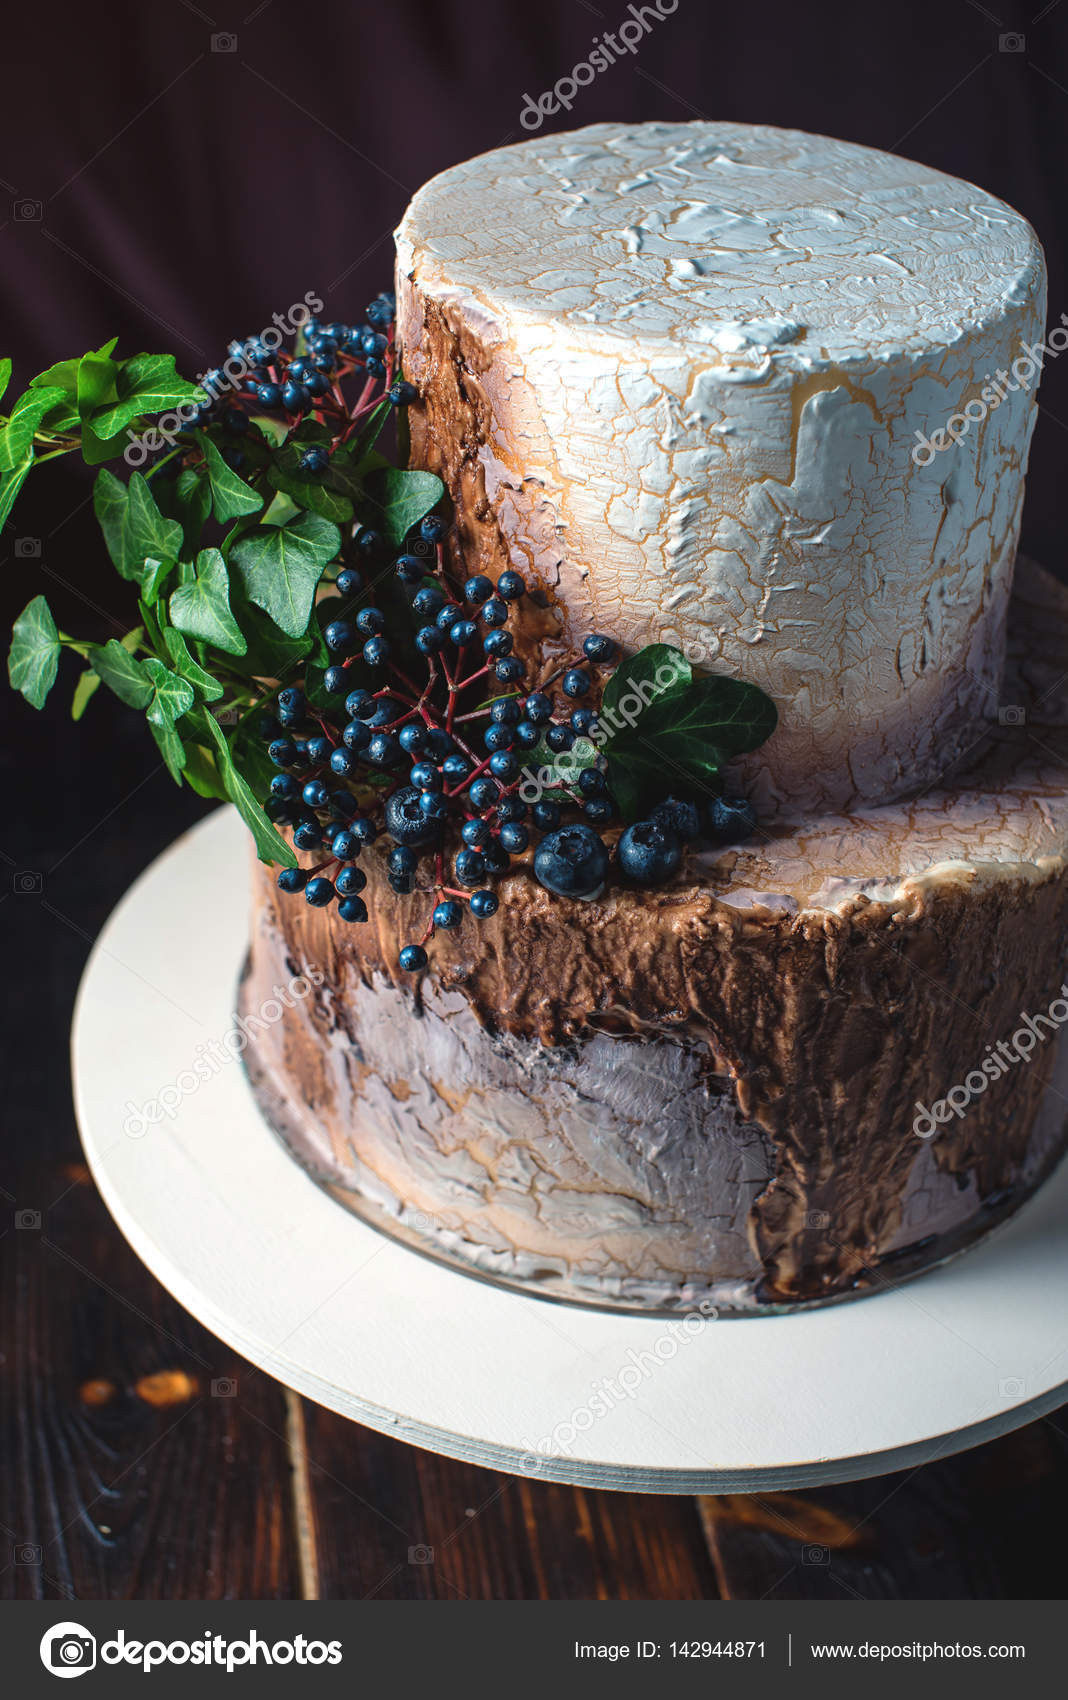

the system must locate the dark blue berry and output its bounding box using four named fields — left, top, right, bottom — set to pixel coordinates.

left=342, top=718, right=371, bottom=751
left=496, top=571, right=525, bottom=601
left=385, top=785, right=440, bottom=846
left=499, top=822, right=529, bottom=853
left=651, top=797, right=701, bottom=842
left=356, top=528, right=383, bottom=556
left=583, top=798, right=614, bottom=823
left=399, top=945, right=427, bottom=972
left=416, top=624, right=445, bottom=654
left=300, top=446, right=329, bottom=473
left=469, top=777, right=499, bottom=810
left=409, top=761, right=439, bottom=791
left=419, top=792, right=448, bottom=822
left=470, top=890, right=498, bottom=919
left=571, top=707, right=597, bottom=735
left=562, top=668, right=590, bottom=699
left=433, top=900, right=462, bottom=930
left=323, top=666, right=348, bottom=695
left=532, top=801, right=560, bottom=831
left=305, top=876, right=335, bottom=907
left=462, top=819, right=490, bottom=848
left=278, top=687, right=305, bottom=717
left=389, top=381, right=418, bottom=406
left=265, top=797, right=295, bottom=823
left=420, top=515, right=446, bottom=543
left=271, top=773, right=299, bottom=800
left=489, top=751, right=519, bottom=781
left=363, top=636, right=390, bottom=667
left=306, top=735, right=332, bottom=764
left=325, top=620, right=356, bottom=653
left=356, top=607, right=385, bottom=637
left=395, top=554, right=425, bottom=584
left=583, top=634, right=616, bottom=663
left=389, top=871, right=413, bottom=895
left=525, top=693, right=552, bottom=724
left=490, top=697, right=522, bottom=725
left=442, top=754, right=470, bottom=782
left=335, top=568, right=362, bottom=596
left=269, top=738, right=297, bottom=767
left=464, top=575, right=493, bottom=605
left=330, top=747, right=358, bottom=778
left=277, top=867, right=308, bottom=894
left=389, top=846, right=417, bottom=874
left=332, top=830, right=359, bottom=860
left=333, top=791, right=359, bottom=818
left=481, top=839, right=511, bottom=874
left=705, top=795, right=757, bottom=843
left=424, top=727, right=455, bottom=757
left=351, top=818, right=378, bottom=844
left=449, top=620, right=477, bottom=647
left=346, top=688, right=376, bottom=720
left=454, top=848, right=487, bottom=887
left=495, top=657, right=525, bottom=683
left=367, top=731, right=400, bottom=765
left=436, top=602, right=463, bottom=631
left=546, top=724, right=575, bottom=752
left=514, top=720, right=540, bottom=749
left=413, top=586, right=445, bottom=618
left=302, top=780, right=329, bottom=809
left=399, top=723, right=427, bottom=754
left=256, top=382, right=282, bottom=407
left=578, top=767, right=607, bottom=797
left=533, top=824, right=609, bottom=900
left=336, top=865, right=367, bottom=896
left=618, top=819, right=682, bottom=885
left=484, top=724, right=514, bottom=752
left=497, top=798, right=528, bottom=822
left=483, top=630, right=513, bottom=657
left=338, top=895, right=369, bottom=923
left=481, top=598, right=508, bottom=628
